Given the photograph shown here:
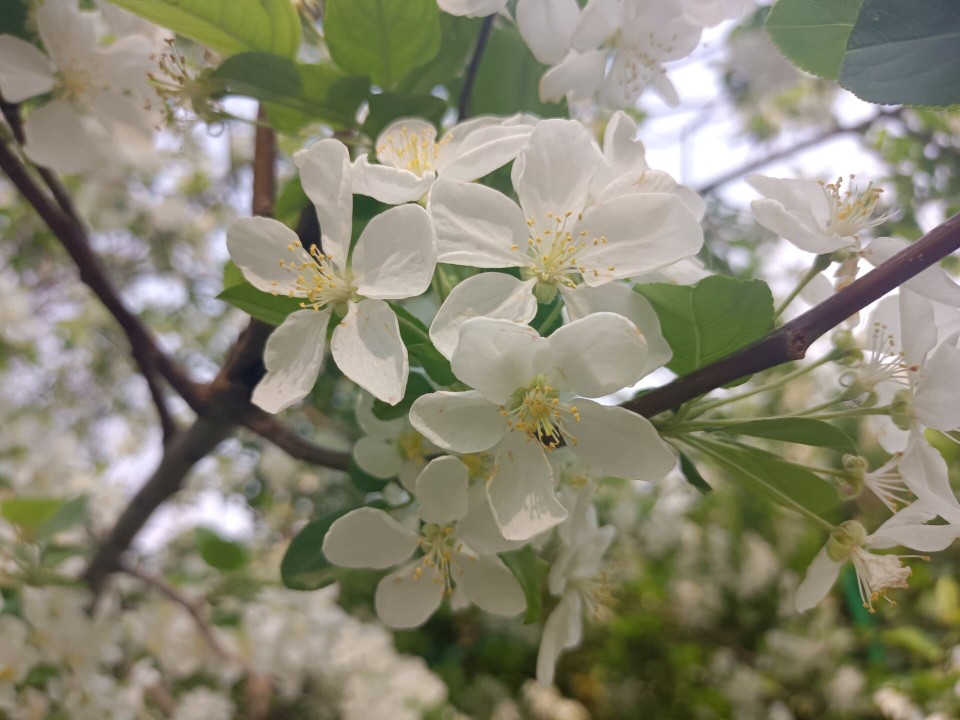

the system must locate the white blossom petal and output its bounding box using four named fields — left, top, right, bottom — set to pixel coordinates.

left=454, top=554, right=526, bottom=616
left=457, top=502, right=524, bottom=555
left=536, top=593, right=583, bottom=686
left=22, top=100, right=101, bottom=174
left=322, top=507, right=418, bottom=569
left=795, top=546, right=843, bottom=612
left=437, top=0, right=508, bottom=17
left=351, top=154, right=436, bottom=205
left=570, top=400, right=676, bottom=480
left=252, top=309, right=331, bottom=413
left=353, top=204, right=436, bottom=299
left=416, top=456, right=470, bottom=525
left=437, top=123, right=534, bottom=183
left=0, top=36, right=54, bottom=102
left=913, top=341, right=960, bottom=431
left=547, top=312, right=648, bottom=396
left=294, top=139, right=353, bottom=265
left=409, top=391, right=506, bottom=453
left=331, top=299, right=407, bottom=405
left=227, top=217, right=309, bottom=295
left=862, top=237, right=960, bottom=307
left=375, top=561, right=445, bottom=628
left=571, top=0, right=620, bottom=50
left=516, top=0, right=581, bottom=65
left=540, top=49, right=607, bottom=103
left=353, top=437, right=404, bottom=479
left=595, top=169, right=705, bottom=220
